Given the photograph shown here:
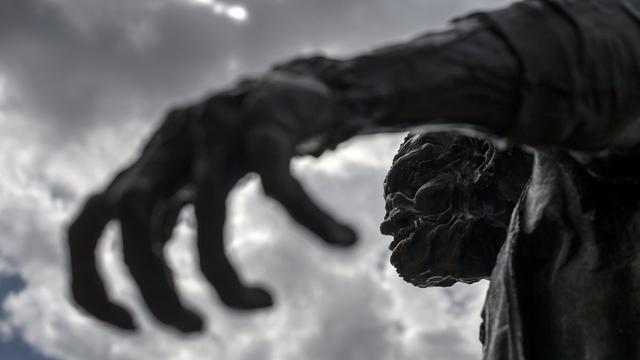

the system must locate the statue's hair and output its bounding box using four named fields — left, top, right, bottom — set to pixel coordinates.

left=385, top=132, right=530, bottom=210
